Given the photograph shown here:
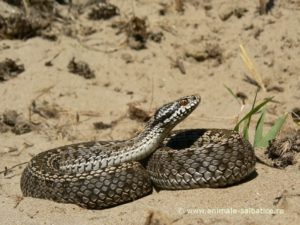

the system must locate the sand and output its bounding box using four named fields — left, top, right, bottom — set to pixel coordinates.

left=0, top=0, right=300, bottom=224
